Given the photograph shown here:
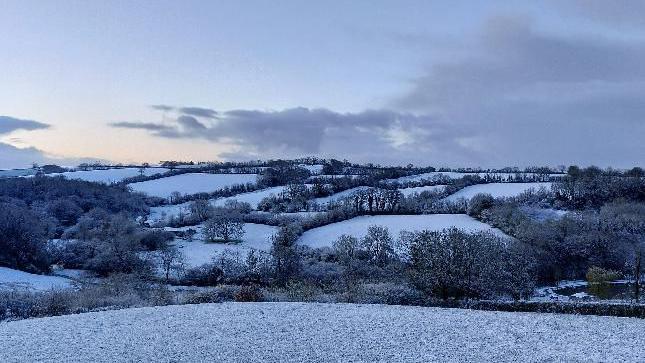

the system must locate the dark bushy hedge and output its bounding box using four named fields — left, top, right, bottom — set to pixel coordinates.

left=425, top=300, right=645, bottom=318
